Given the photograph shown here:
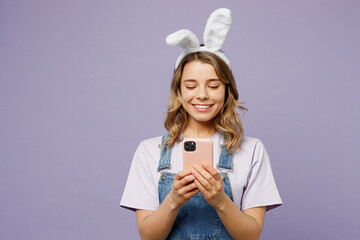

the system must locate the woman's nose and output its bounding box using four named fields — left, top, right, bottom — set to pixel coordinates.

left=196, top=87, right=209, bottom=100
